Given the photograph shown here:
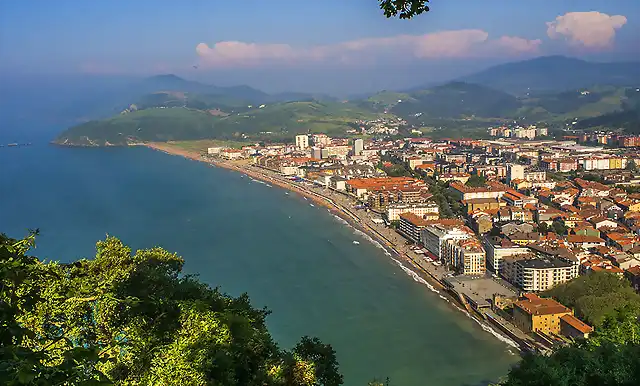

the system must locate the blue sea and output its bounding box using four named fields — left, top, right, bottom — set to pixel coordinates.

left=1, top=117, right=517, bottom=385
